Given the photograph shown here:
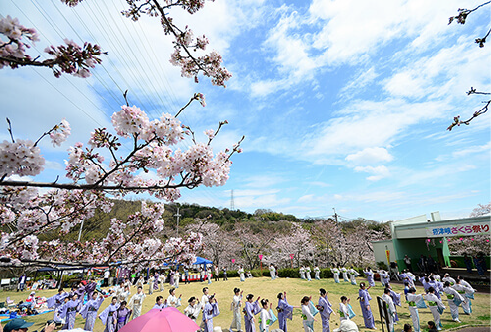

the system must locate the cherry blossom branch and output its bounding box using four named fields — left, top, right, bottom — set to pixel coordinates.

left=6, top=118, right=15, bottom=143
left=448, top=1, right=491, bottom=48
left=447, top=99, right=490, bottom=131
left=0, top=16, right=104, bottom=78
left=121, top=0, right=232, bottom=86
